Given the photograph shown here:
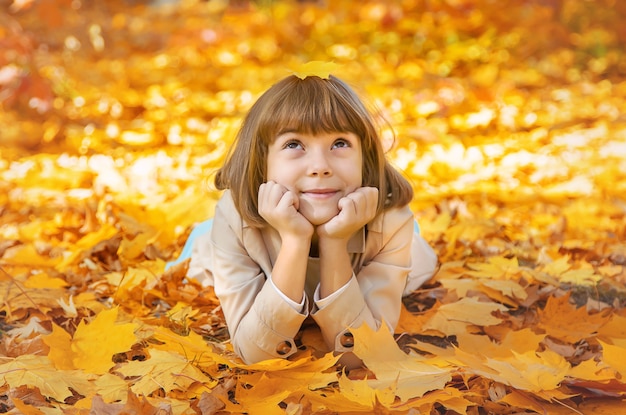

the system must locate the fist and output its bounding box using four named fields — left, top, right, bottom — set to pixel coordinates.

left=258, top=181, right=314, bottom=238
left=318, top=187, right=379, bottom=239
